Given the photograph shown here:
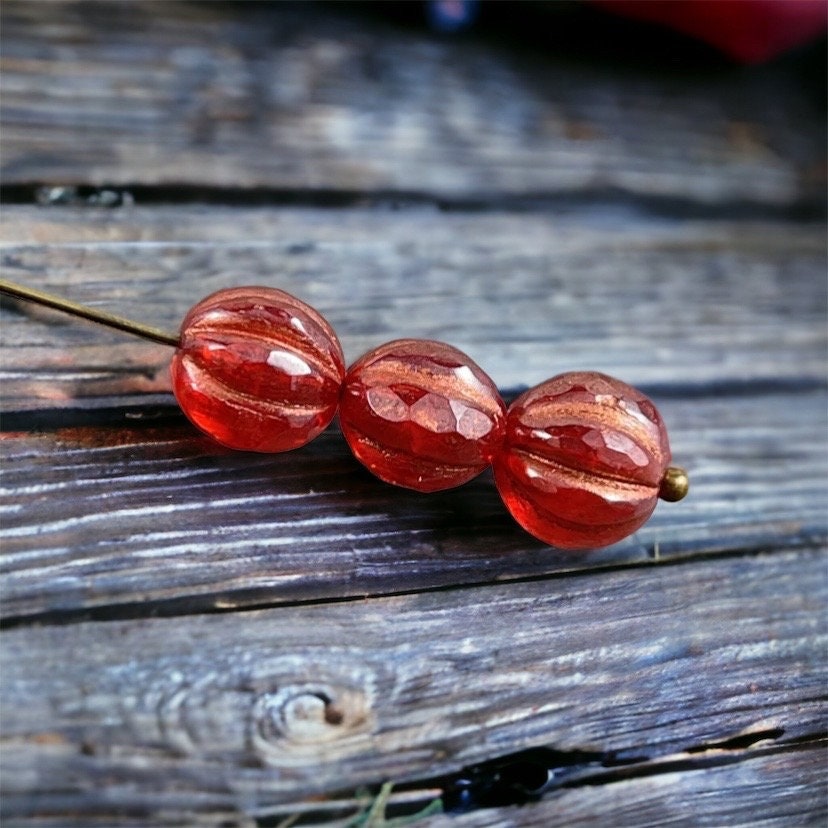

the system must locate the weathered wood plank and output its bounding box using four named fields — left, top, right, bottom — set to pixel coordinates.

left=1, top=549, right=824, bottom=824
left=1, top=742, right=824, bottom=827
left=2, top=207, right=824, bottom=617
left=1, top=388, right=825, bottom=619
left=438, top=745, right=827, bottom=827
left=1, top=1, right=824, bottom=205
left=1, top=207, right=825, bottom=410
